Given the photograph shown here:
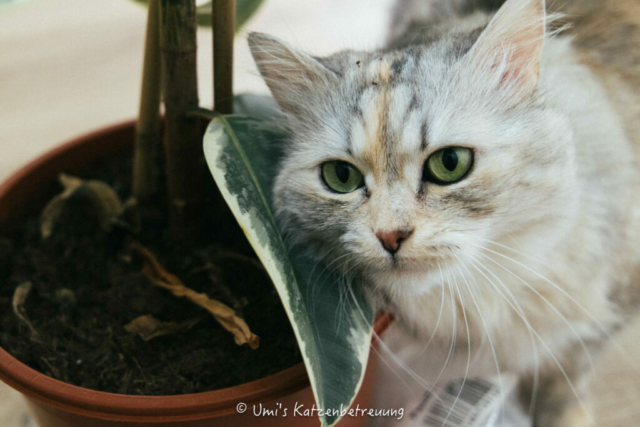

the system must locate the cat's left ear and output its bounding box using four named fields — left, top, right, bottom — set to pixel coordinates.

left=466, top=0, right=546, bottom=104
